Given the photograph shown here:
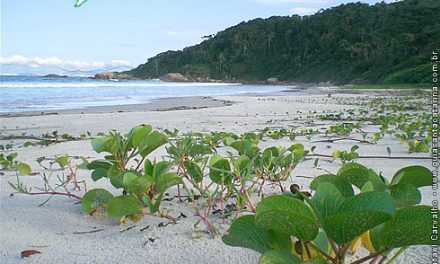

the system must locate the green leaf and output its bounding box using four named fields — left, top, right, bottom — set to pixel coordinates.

left=231, top=140, right=259, bottom=158
left=126, top=175, right=152, bottom=195
left=184, top=160, right=203, bottom=182
left=91, top=168, right=108, bottom=181
left=87, top=160, right=112, bottom=171
left=91, top=136, right=113, bottom=153
left=361, top=181, right=375, bottom=192
left=365, top=169, right=386, bottom=191
left=373, top=206, right=435, bottom=248
left=223, top=136, right=237, bottom=146
left=255, top=195, right=319, bottom=241
left=138, top=131, right=168, bottom=157
left=189, top=144, right=212, bottom=157
left=6, top=152, right=17, bottom=162
left=389, top=183, right=421, bottom=208
left=156, top=173, right=183, bottom=193
left=153, top=161, right=171, bottom=178
left=109, top=170, right=124, bottom=189
left=312, top=231, right=332, bottom=255
left=234, top=155, right=252, bottom=180
left=263, top=147, right=279, bottom=166
left=222, top=215, right=291, bottom=254
left=311, top=182, right=345, bottom=219
left=81, top=188, right=113, bottom=214
left=122, top=171, right=141, bottom=189
left=258, top=251, right=300, bottom=264
left=222, top=215, right=271, bottom=253
left=391, top=165, right=431, bottom=187
left=55, top=155, right=69, bottom=168
left=288, top=143, right=304, bottom=152
left=144, top=159, right=153, bottom=176
left=107, top=194, right=143, bottom=219
left=128, top=125, right=152, bottom=148
left=16, top=163, right=31, bottom=175
left=337, top=163, right=370, bottom=189
left=209, top=155, right=232, bottom=184
left=209, top=154, right=223, bottom=167
left=292, top=149, right=306, bottom=164
left=323, top=192, right=396, bottom=244
left=310, top=174, right=354, bottom=198
left=143, top=193, right=164, bottom=213
left=266, top=229, right=293, bottom=252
